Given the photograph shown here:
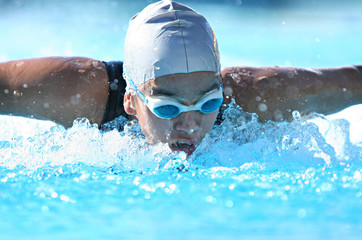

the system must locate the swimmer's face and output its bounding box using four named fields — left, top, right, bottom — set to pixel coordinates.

left=124, top=72, right=221, bottom=156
